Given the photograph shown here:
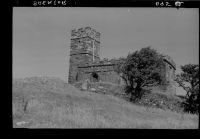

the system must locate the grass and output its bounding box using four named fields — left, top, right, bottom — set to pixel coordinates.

left=12, top=77, right=198, bottom=128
